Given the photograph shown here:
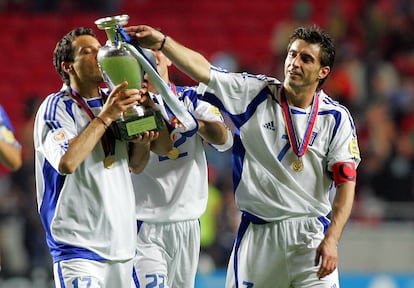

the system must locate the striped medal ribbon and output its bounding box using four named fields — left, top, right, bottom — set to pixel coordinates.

left=281, top=89, right=319, bottom=172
